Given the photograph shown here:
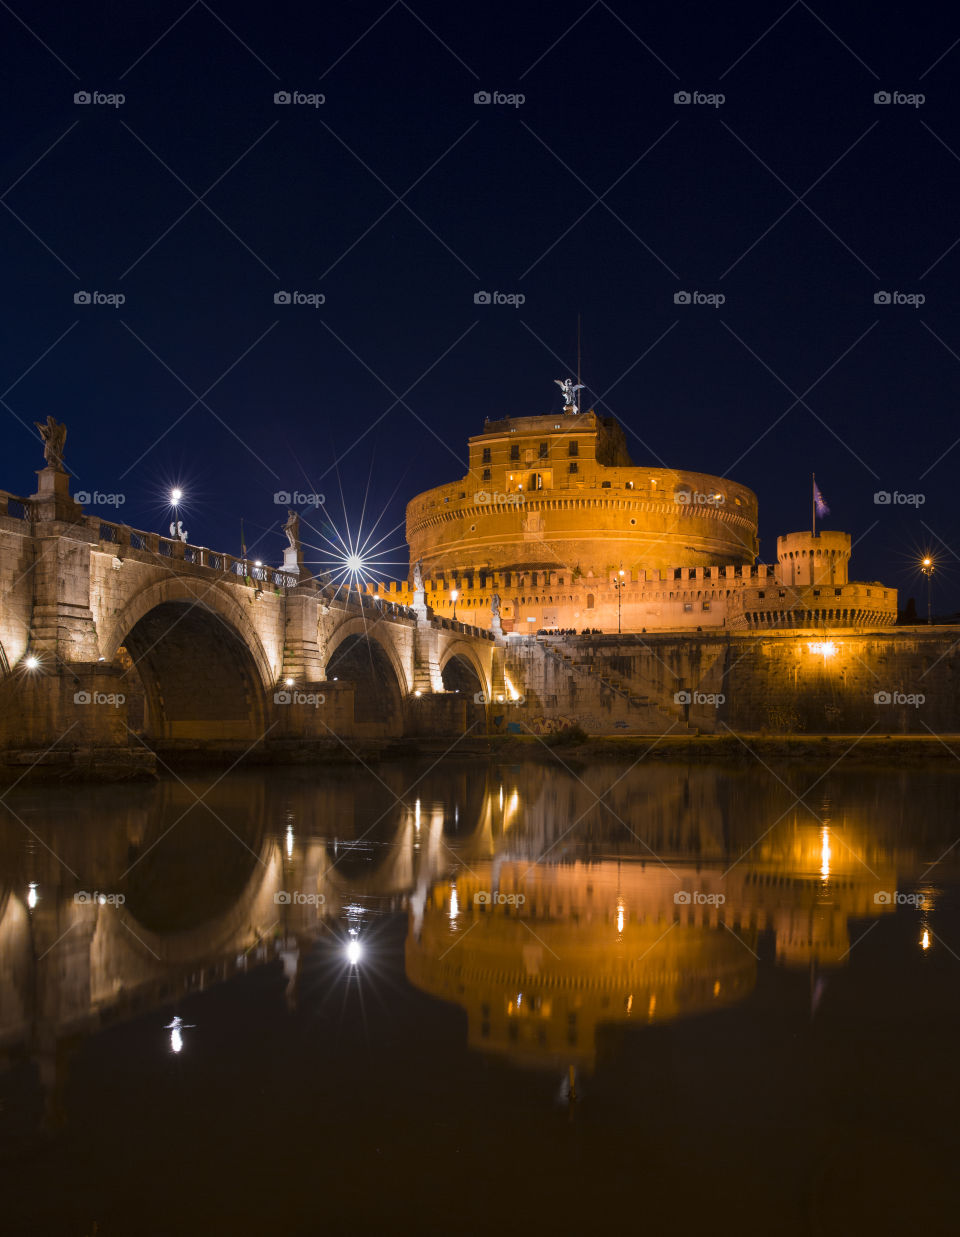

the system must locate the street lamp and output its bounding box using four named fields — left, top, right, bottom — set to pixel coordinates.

left=615, top=566, right=625, bottom=635
left=451, top=588, right=458, bottom=620
left=921, top=556, right=935, bottom=625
